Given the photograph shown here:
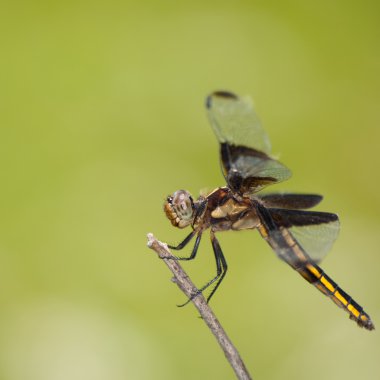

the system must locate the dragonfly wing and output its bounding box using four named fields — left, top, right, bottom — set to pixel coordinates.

left=265, top=207, right=339, bottom=263
left=258, top=193, right=323, bottom=209
left=206, top=91, right=271, bottom=153
left=206, top=91, right=291, bottom=194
